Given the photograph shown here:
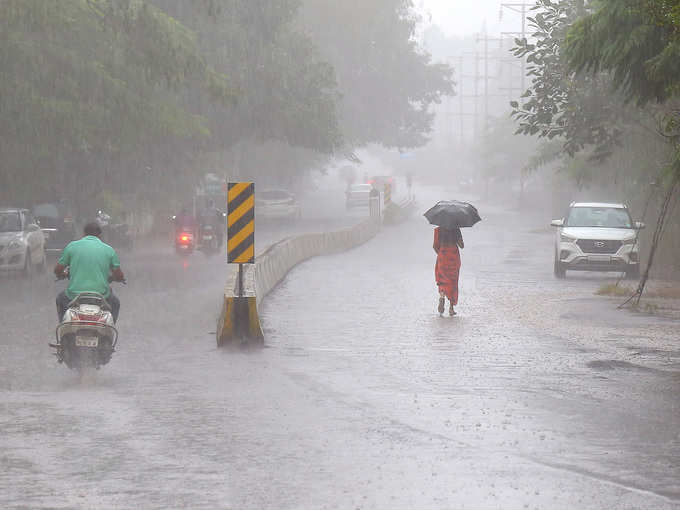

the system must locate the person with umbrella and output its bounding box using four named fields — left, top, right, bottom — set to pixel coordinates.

left=424, top=201, right=481, bottom=316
